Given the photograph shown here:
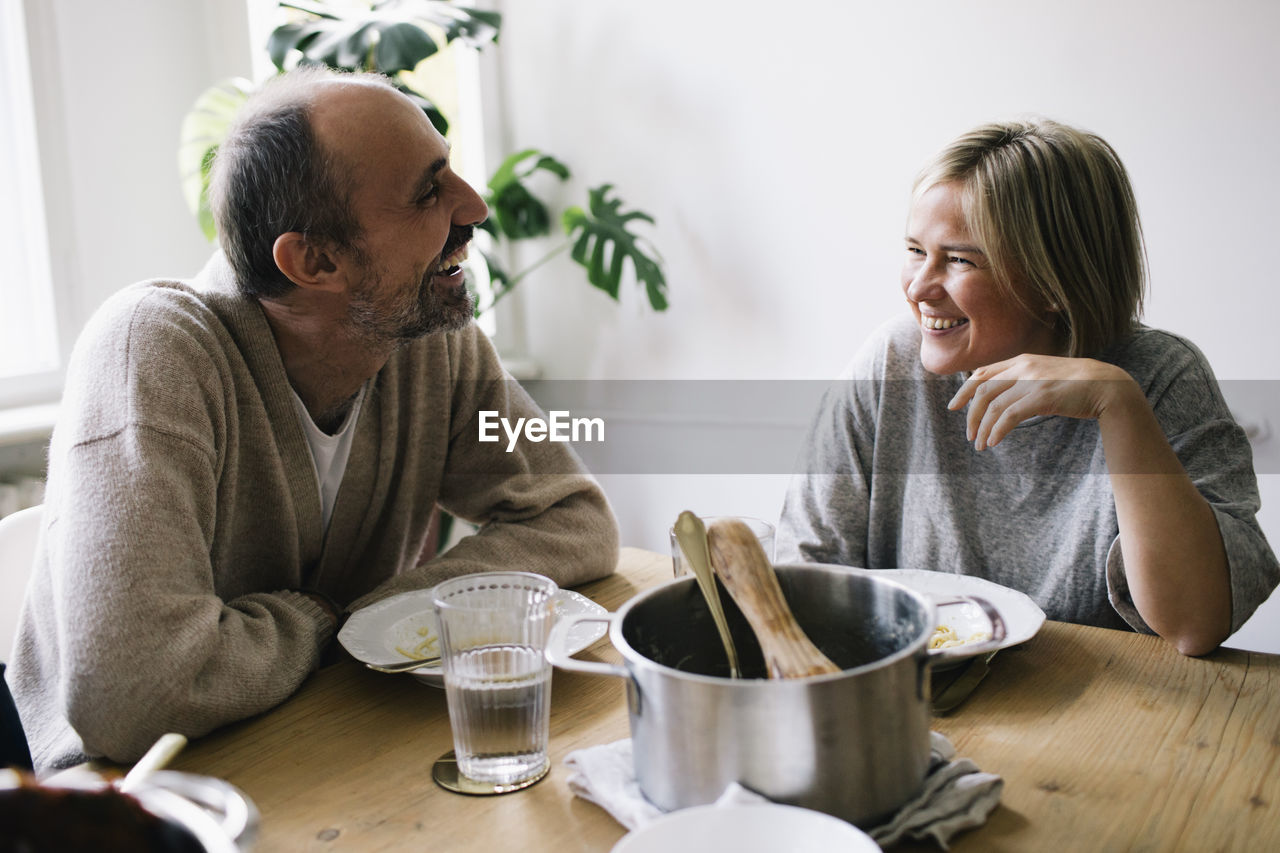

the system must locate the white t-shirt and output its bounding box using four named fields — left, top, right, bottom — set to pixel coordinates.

left=289, top=383, right=367, bottom=530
